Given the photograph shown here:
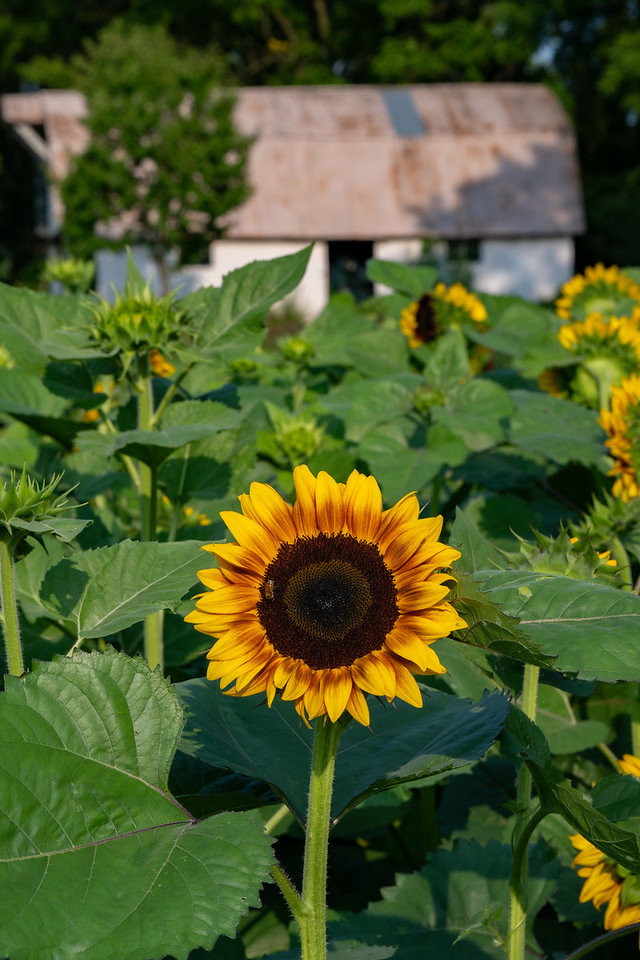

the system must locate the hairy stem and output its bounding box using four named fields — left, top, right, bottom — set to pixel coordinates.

left=0, top=538, right=23, bottom=676
left=507, top=663, right=540, bottom=960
